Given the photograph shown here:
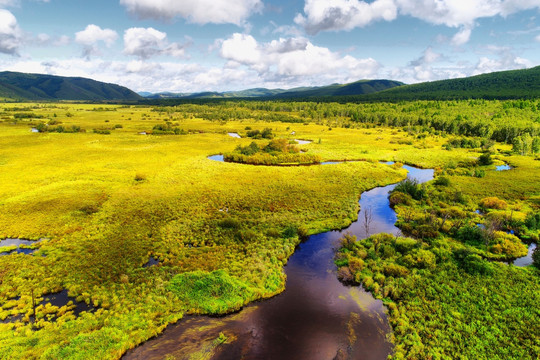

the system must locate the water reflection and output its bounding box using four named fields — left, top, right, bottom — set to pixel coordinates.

left=124, top=165, right=434, bottom=360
